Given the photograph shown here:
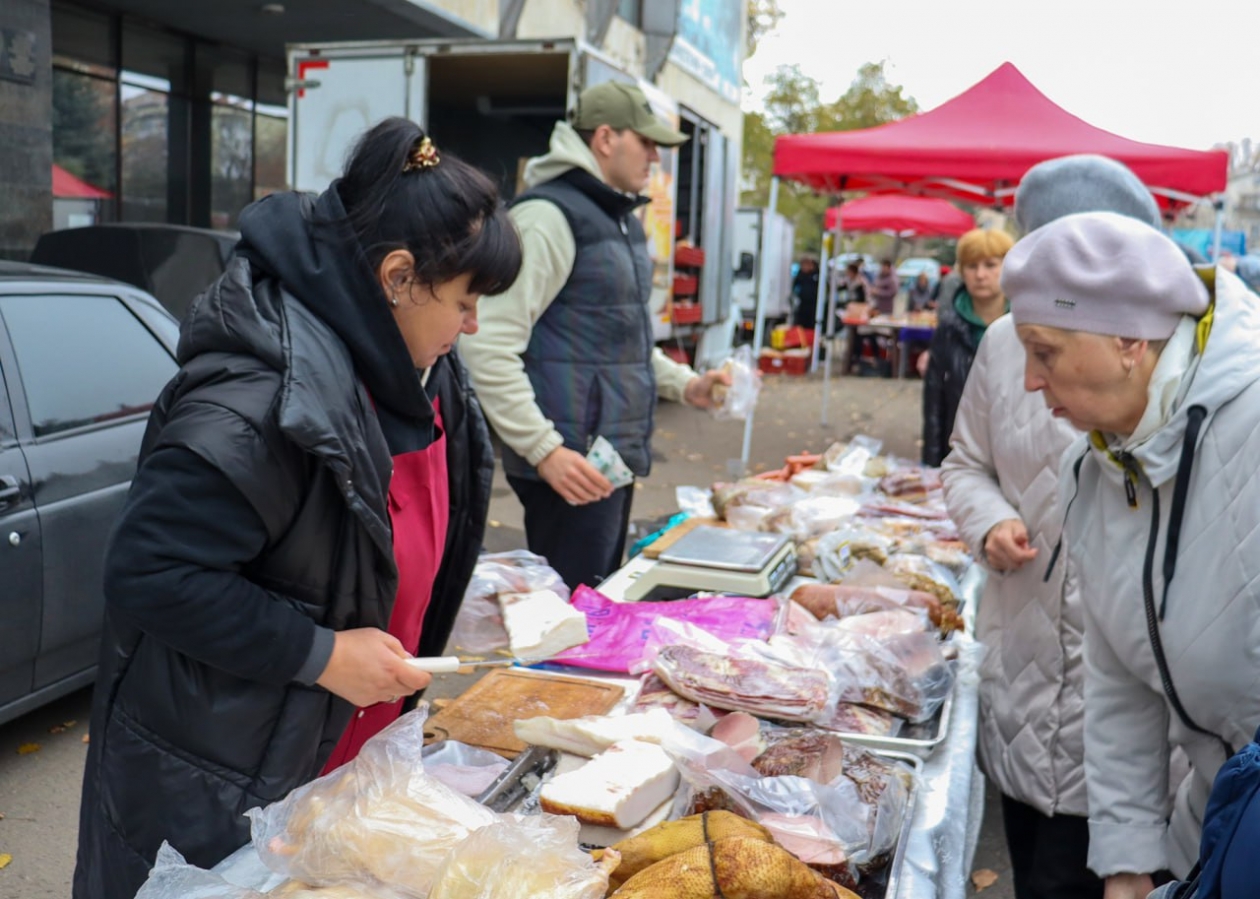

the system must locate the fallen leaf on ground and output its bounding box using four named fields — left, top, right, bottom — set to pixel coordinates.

left=0, top=812, right=5, bottom=820
left=82, top=734, right=90, bottom=744
left=48, top=726, right=65, bottom=735
left=0, top=853, right=11, bottom=869
left=16, top=743, right=40, bottom=756
left=971, top=869, right=999, bottom=892
left=487, top=520, right=501, bottom=528
left=63, top=720, right=77, bottom=728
